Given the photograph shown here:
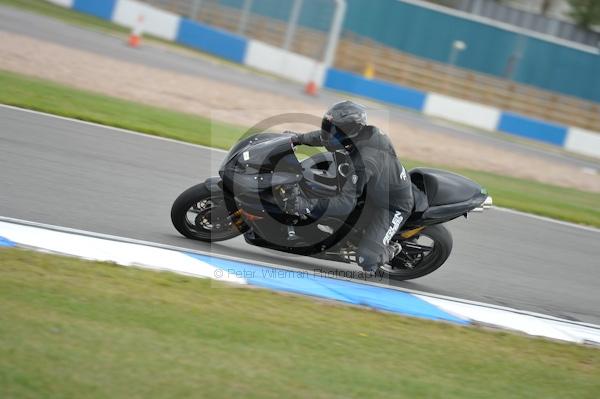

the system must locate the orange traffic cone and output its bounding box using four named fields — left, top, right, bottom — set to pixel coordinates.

left=127, top=14, right=144, bottom=48
left=304, top=80, right=318, bottom=96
